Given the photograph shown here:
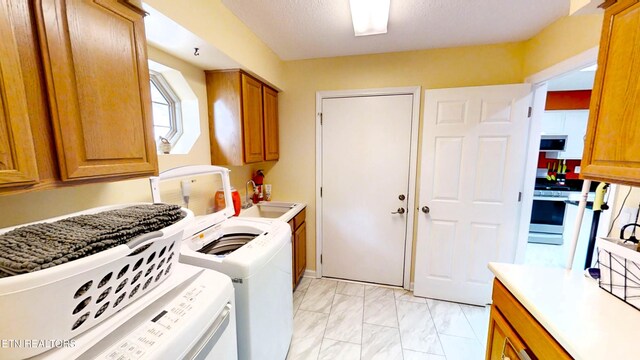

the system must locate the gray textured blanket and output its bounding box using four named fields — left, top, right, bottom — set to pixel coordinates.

left=0, top=204, right=185, bottom=278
